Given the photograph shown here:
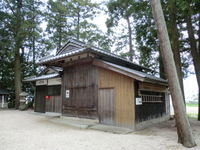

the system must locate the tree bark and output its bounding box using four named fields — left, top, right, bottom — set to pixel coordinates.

left=186, top=15, right=200, bottom=121
left=158, top=48, right=166, bottom=79
left=150, top=0, right=196, bottom=147
left=169, top=0, right=185, bottom=102
left=14, top=0, right=22, bottom=109
left=14, top=46, right=21, bottom=109
left=77, top=8, right=80, bottom=40
left=127, top=16, right=133, bottom=62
